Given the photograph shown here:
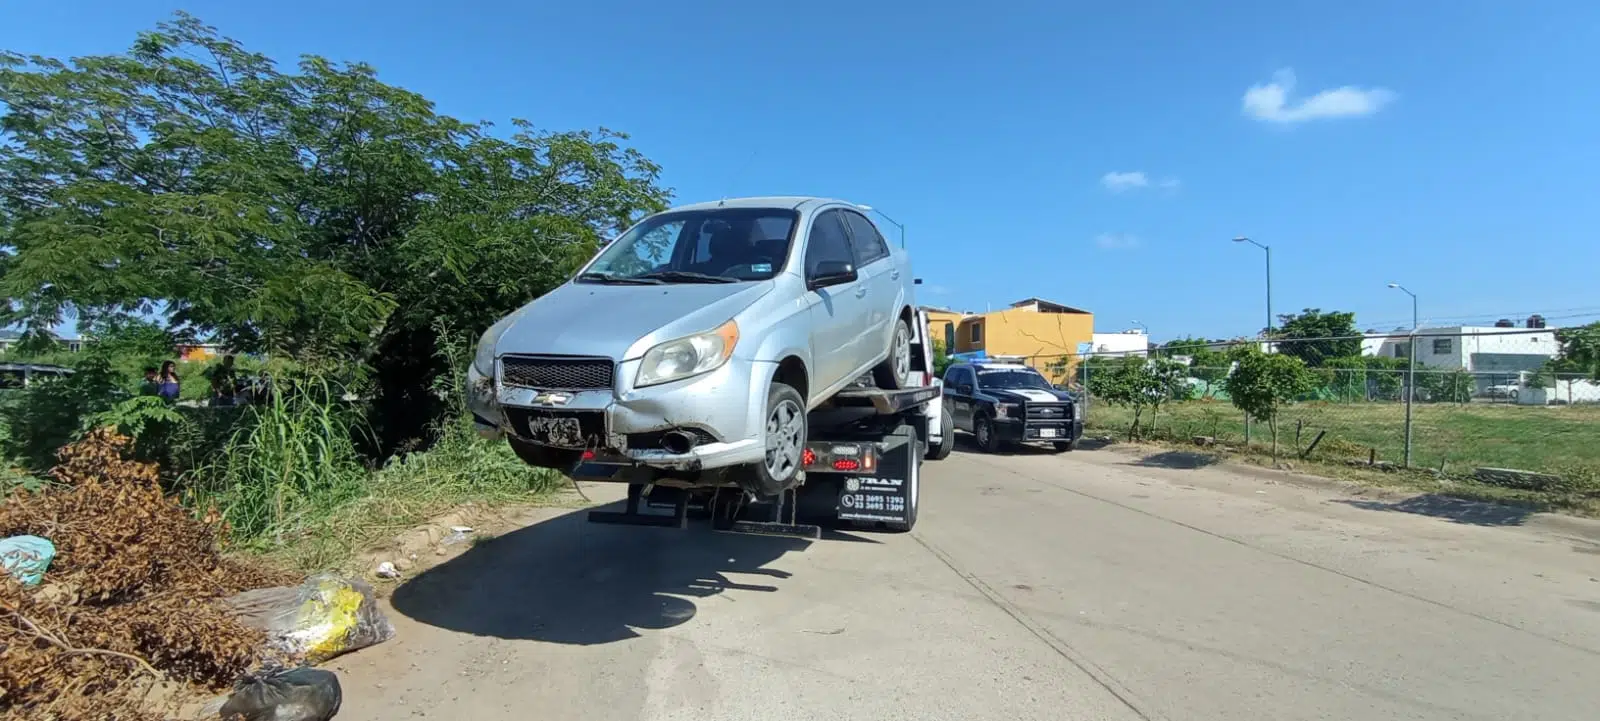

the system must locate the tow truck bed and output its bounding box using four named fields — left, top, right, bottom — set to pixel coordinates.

left=581, top=308, right=945, bottom=539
